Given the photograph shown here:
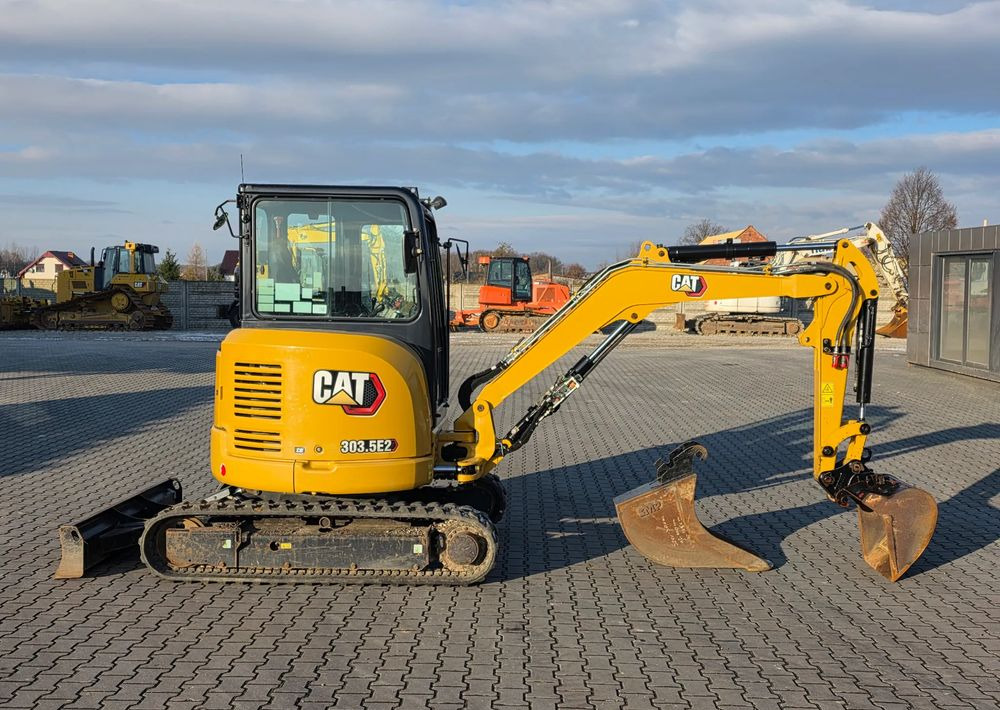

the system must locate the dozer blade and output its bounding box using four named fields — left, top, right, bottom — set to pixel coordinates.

left=875, top=306, right=908, bottom=338
left=614, top=442, right=772, bottom=573
left=858, top=483, right=937, bottom=581
left=54, top=478, right=182, bottom=579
